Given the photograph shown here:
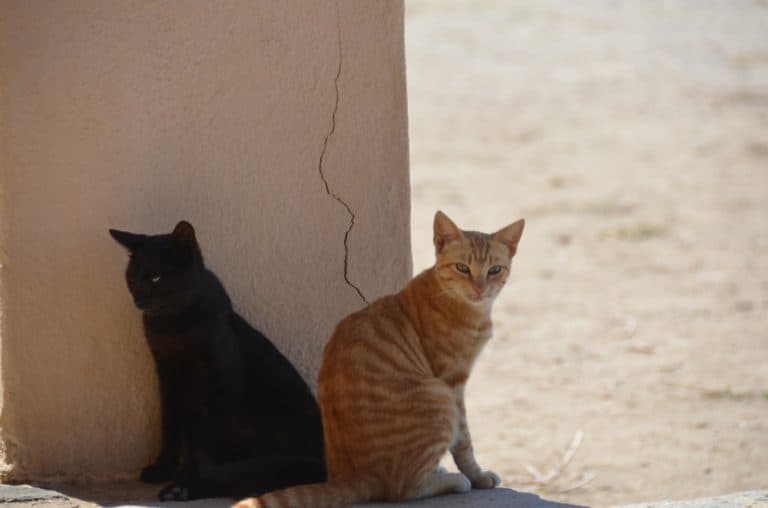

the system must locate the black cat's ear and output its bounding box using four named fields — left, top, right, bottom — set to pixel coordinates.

left=172, top=221, right=198, bottom=252
left=109, top=229, right=147, bottom=252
